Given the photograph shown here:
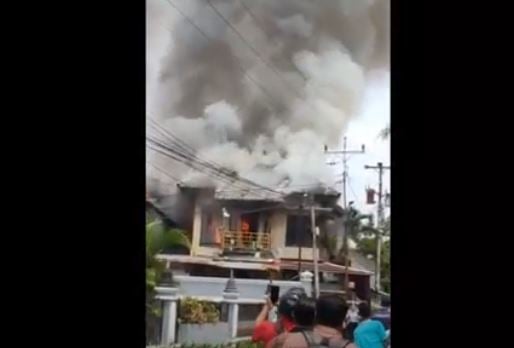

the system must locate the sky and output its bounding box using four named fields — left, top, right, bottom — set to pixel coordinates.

left=331, top=69, right=390, bottom=218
